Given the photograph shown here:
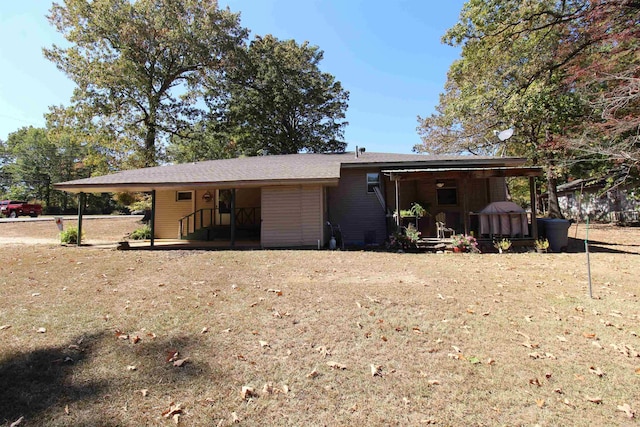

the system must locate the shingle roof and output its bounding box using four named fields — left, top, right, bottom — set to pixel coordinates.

left=54, top=151, right=527, bottom=193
